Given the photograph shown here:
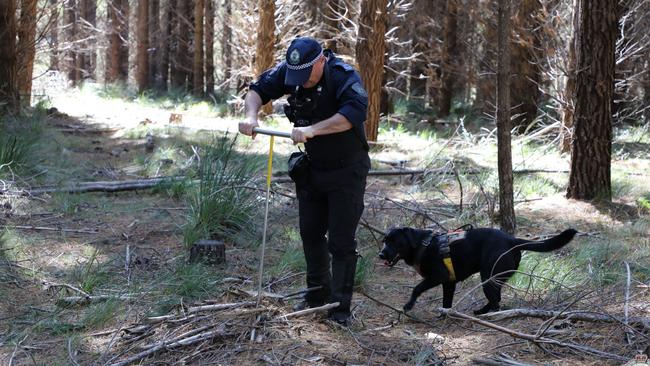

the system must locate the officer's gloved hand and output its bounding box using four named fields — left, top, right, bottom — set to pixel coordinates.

left=239, top=119, right=259, bottom=139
